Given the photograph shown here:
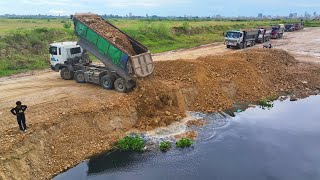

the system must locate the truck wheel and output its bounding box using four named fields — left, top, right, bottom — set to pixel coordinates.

left=60, top=67, right=74, bottom=80
left=114, top=78, right=127, bottom=93
left=226, top=45, right=230, bottom=48
left=74, top=71, right=85, bottom=83
left=100, top=75, right=115, bottom=90
left=238, top=43, right=243, bottom=49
